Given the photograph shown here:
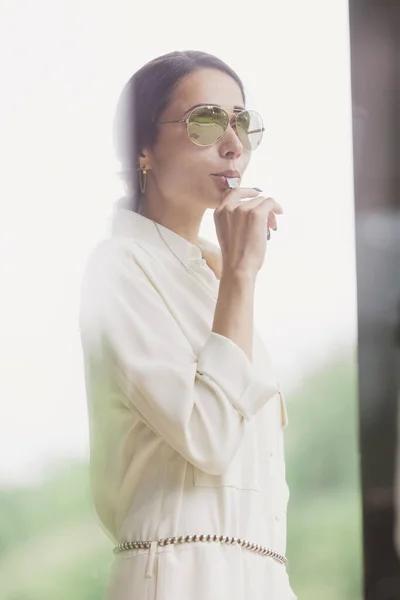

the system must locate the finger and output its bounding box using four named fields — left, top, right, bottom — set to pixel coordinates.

left=249, top=207, right=277, bottom=230
left=267, top=212, right=277, bottom=230
left=234, top=188, right=283, bottom=214
left=234, top=198, right=280, bottom=233
left=242, top=196, right=283, bottom=216
left=217, top=187, right=264, bottom=210
left=255, top=197, right=284, bottom=216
